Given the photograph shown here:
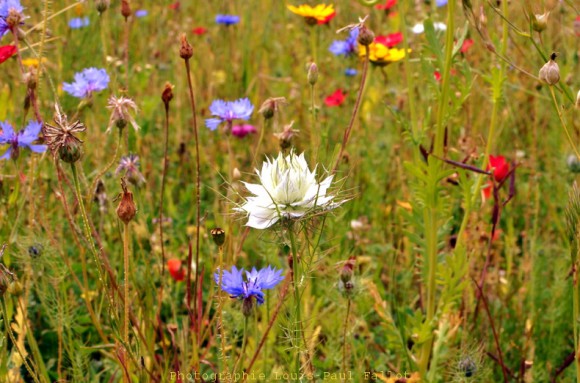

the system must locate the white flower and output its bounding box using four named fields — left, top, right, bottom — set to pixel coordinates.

left=236, top=151, right=340, bottom=229
left=411, top=22, right=447, bottom=34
